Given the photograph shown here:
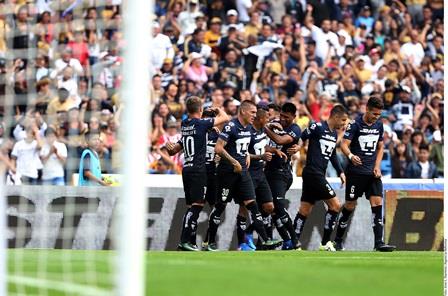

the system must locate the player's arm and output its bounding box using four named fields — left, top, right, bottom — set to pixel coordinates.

left=264, top=125, right=294, bottom=145
left=330, top=147, right=345, bottom=186
left=265, top=145, right=287, bottom=160
left=166, top=142, right=183, bottom=156
left=215, top=138, right=242, bottom=173
left=373, top=140, right=384, bottom=178
left=341, top=138, right=362, bottom=166
left=210, top=107, right=231, bottom=126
